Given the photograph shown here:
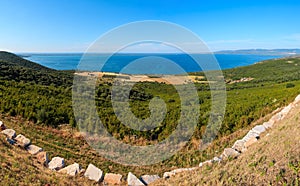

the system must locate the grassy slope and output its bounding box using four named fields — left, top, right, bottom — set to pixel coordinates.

left=0, top=133, right=93, bottom=185
left=154, top=101, right=300, bottom=185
